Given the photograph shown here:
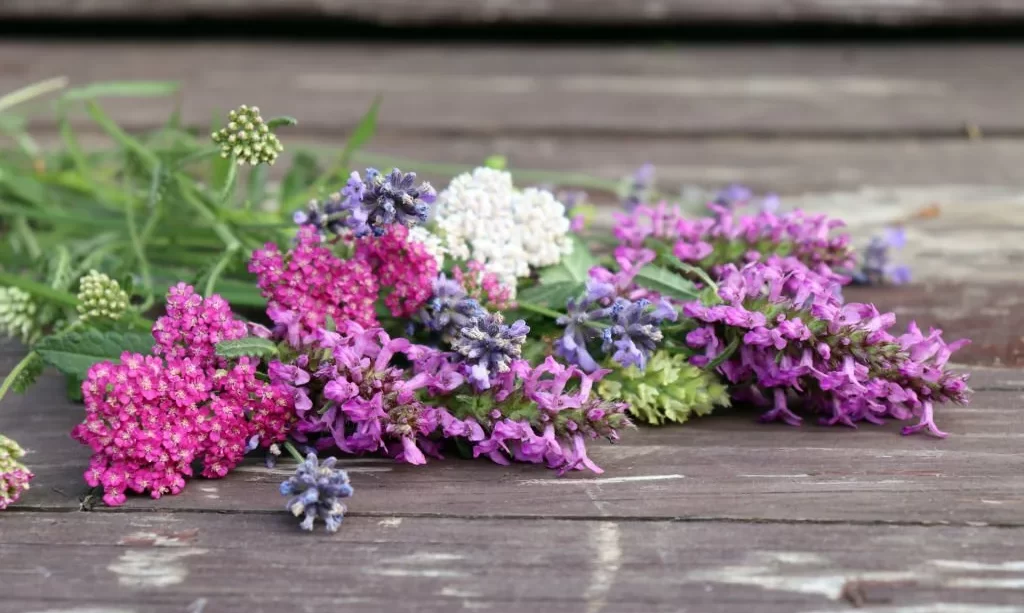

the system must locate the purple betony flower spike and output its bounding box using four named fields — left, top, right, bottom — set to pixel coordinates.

left=679, top=261, right=970, bottom=436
